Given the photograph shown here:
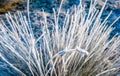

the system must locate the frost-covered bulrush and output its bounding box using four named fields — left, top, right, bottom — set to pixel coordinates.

left=0, top=0, right=120, bottom=76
